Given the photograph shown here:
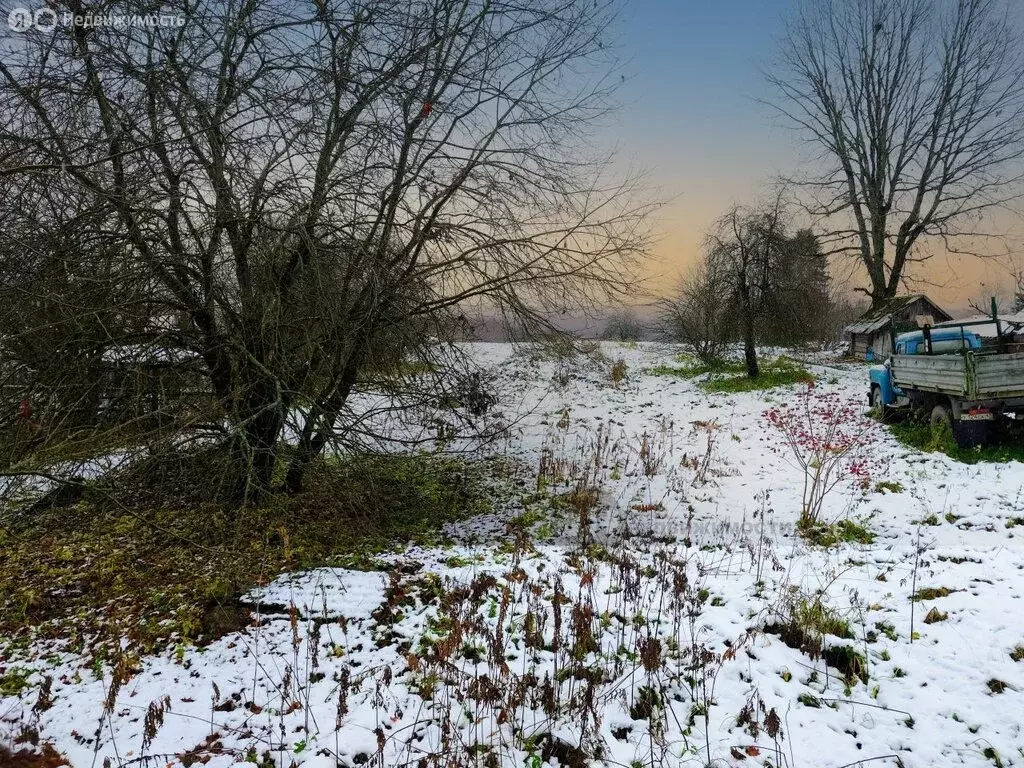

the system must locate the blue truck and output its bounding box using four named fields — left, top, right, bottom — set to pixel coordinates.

left=869, top=324, right=1024, bottom=446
